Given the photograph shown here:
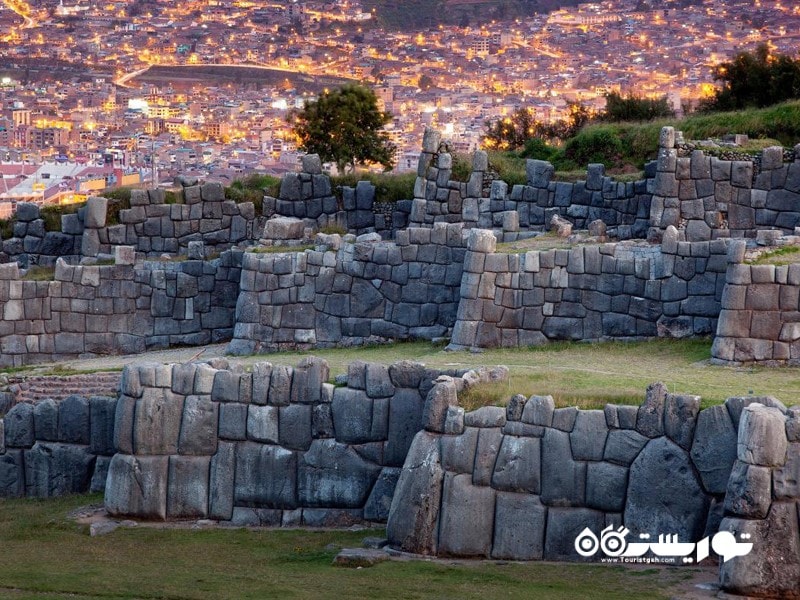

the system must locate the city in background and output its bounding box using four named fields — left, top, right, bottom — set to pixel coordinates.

left=0, top=0, right=797, bottom=217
